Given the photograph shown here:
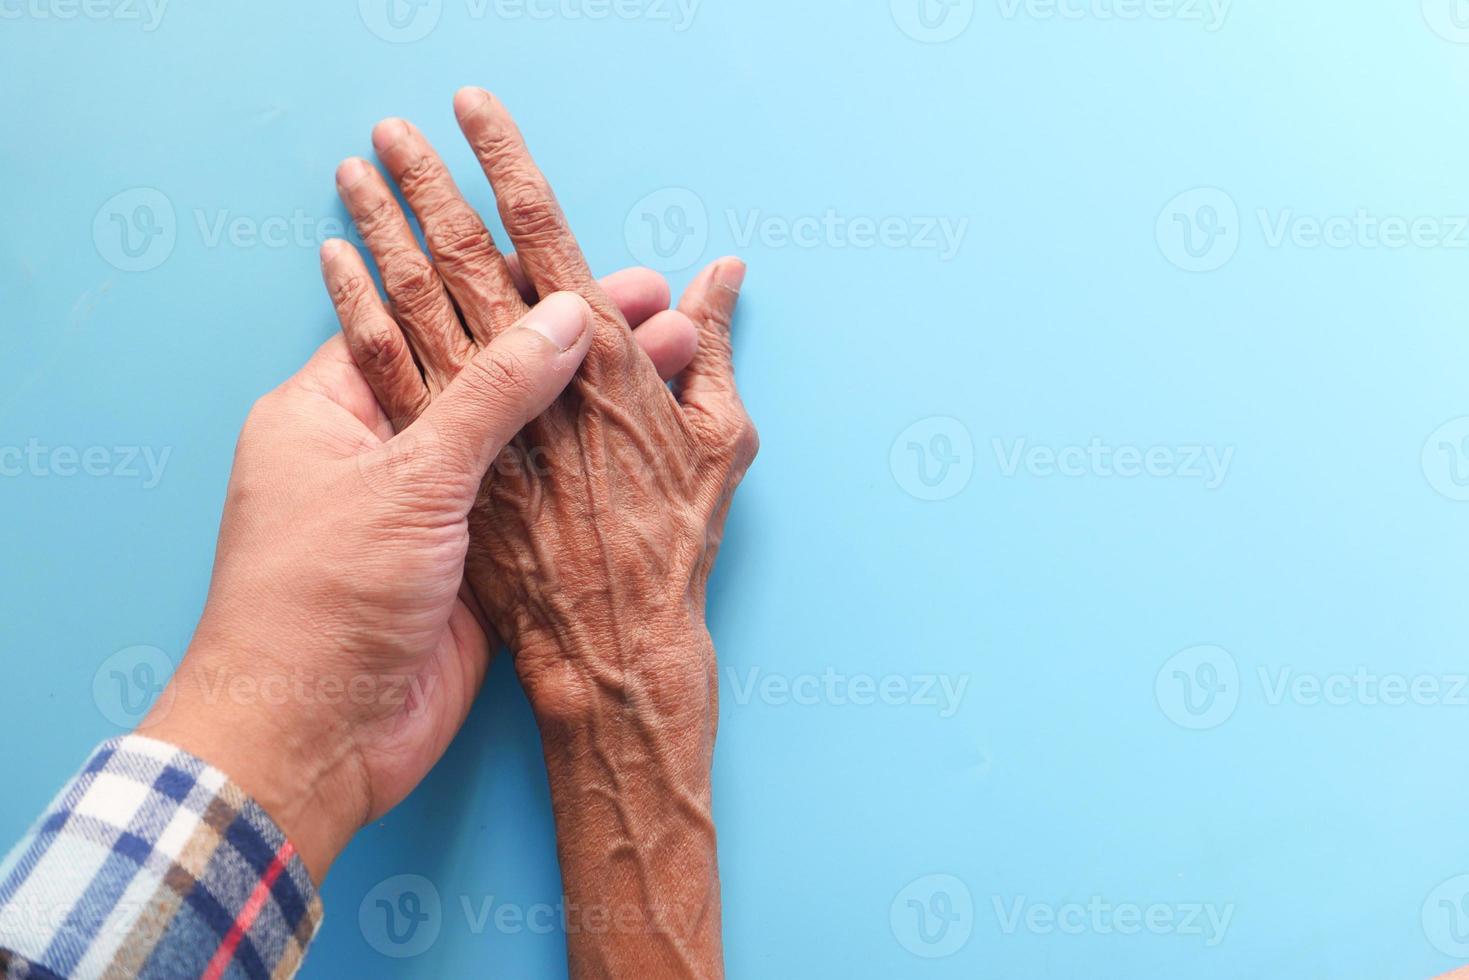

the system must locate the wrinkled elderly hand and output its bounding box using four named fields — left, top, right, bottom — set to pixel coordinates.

left=143, top=287, right=595, bottom=884
left=324, top=89, right=757, bottom=977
